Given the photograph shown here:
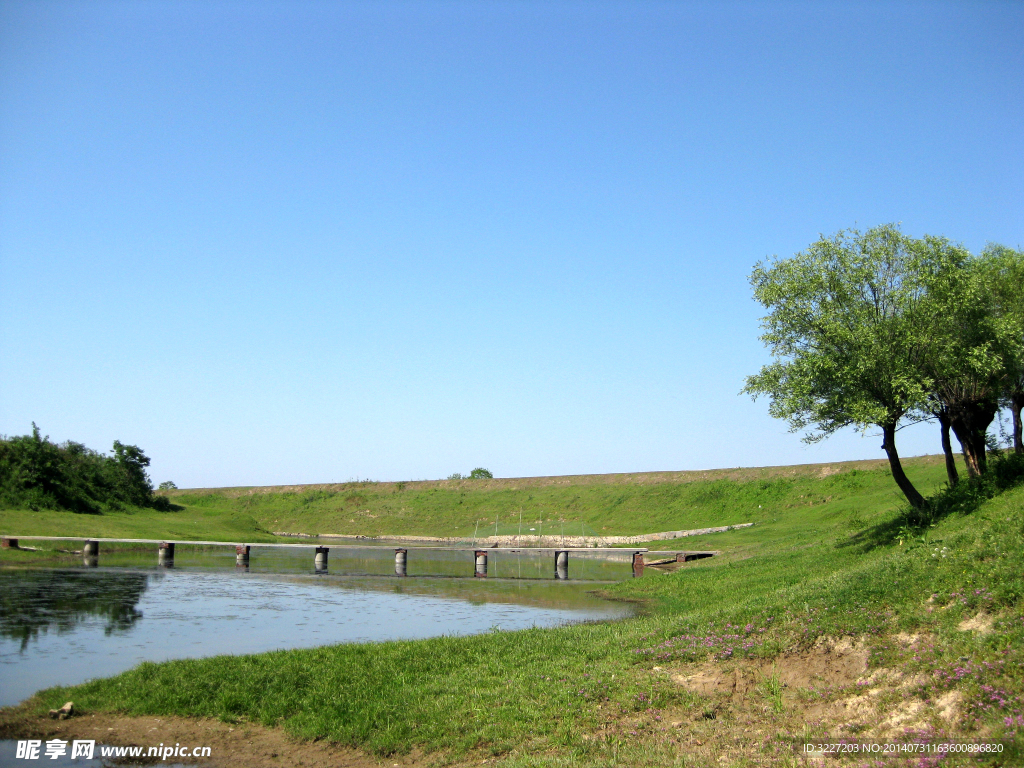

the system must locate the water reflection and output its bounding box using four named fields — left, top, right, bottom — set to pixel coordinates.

left=20, top=543, right=637, bottom=581
left=0, top=569, right=151, bottom=650
left=0, top=563, right=632, bottom=708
